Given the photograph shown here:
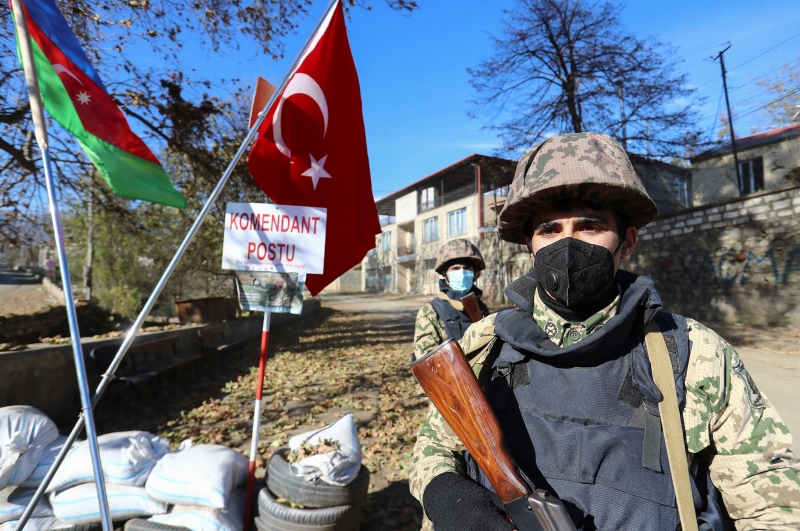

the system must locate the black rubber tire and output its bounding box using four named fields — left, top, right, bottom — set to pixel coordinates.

left=64, top=524, right=103, bottom=531
left=266, top=449, right=369, bottom=508
left=255, top=488, right=359, bottom=531
left=124, top=519, right=190, bottom=531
